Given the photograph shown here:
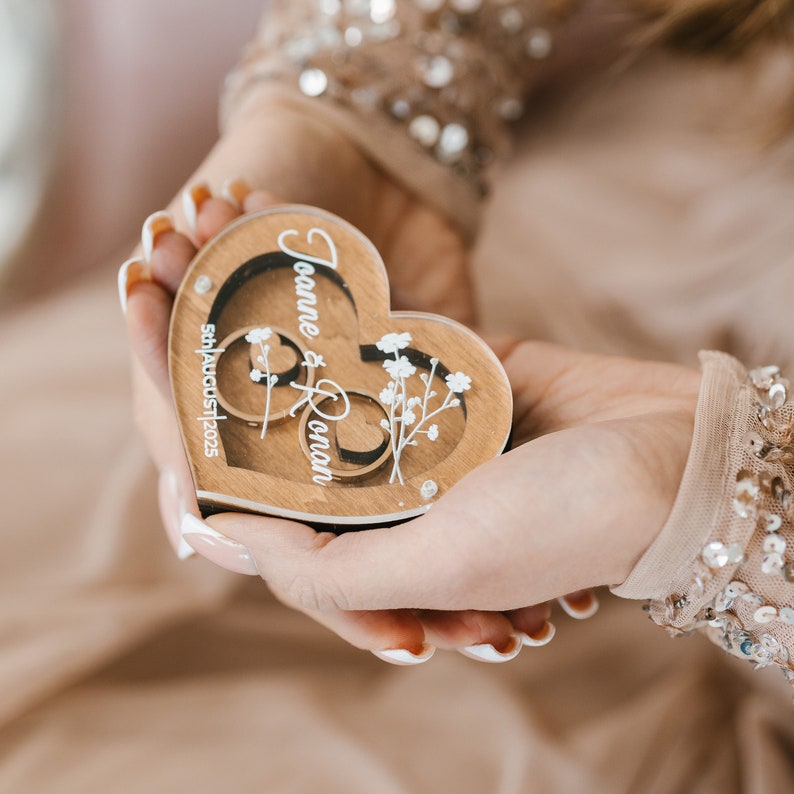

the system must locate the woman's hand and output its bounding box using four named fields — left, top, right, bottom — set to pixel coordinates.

left=122, top=105, right=568, bottom=663
left=212, top=342, right=700, bottom=611
left=121, top=104, right=690, bottom=662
